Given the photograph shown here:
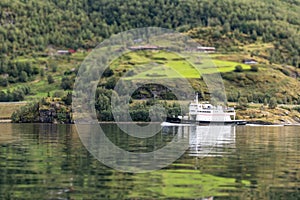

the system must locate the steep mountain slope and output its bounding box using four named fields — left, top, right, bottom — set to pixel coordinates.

left=0, top=0, right=299, bottom=109
left=0, top=0, right=299, bottom=66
